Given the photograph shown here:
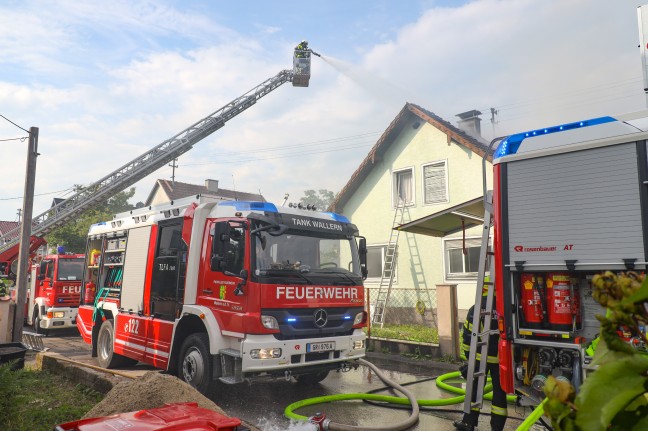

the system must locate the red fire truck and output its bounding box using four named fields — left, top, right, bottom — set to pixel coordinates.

left=76, top=196, right=368, bottom=393
left=490, top=112, right=648, bottom=399
left=26, top=253, right=85, bottom=335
